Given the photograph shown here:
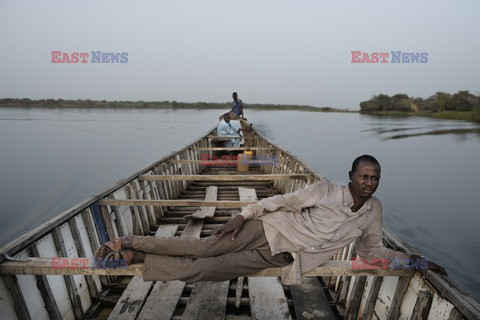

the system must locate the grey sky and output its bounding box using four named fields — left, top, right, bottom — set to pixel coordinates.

left=0, top=0, right=478, bottom=109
